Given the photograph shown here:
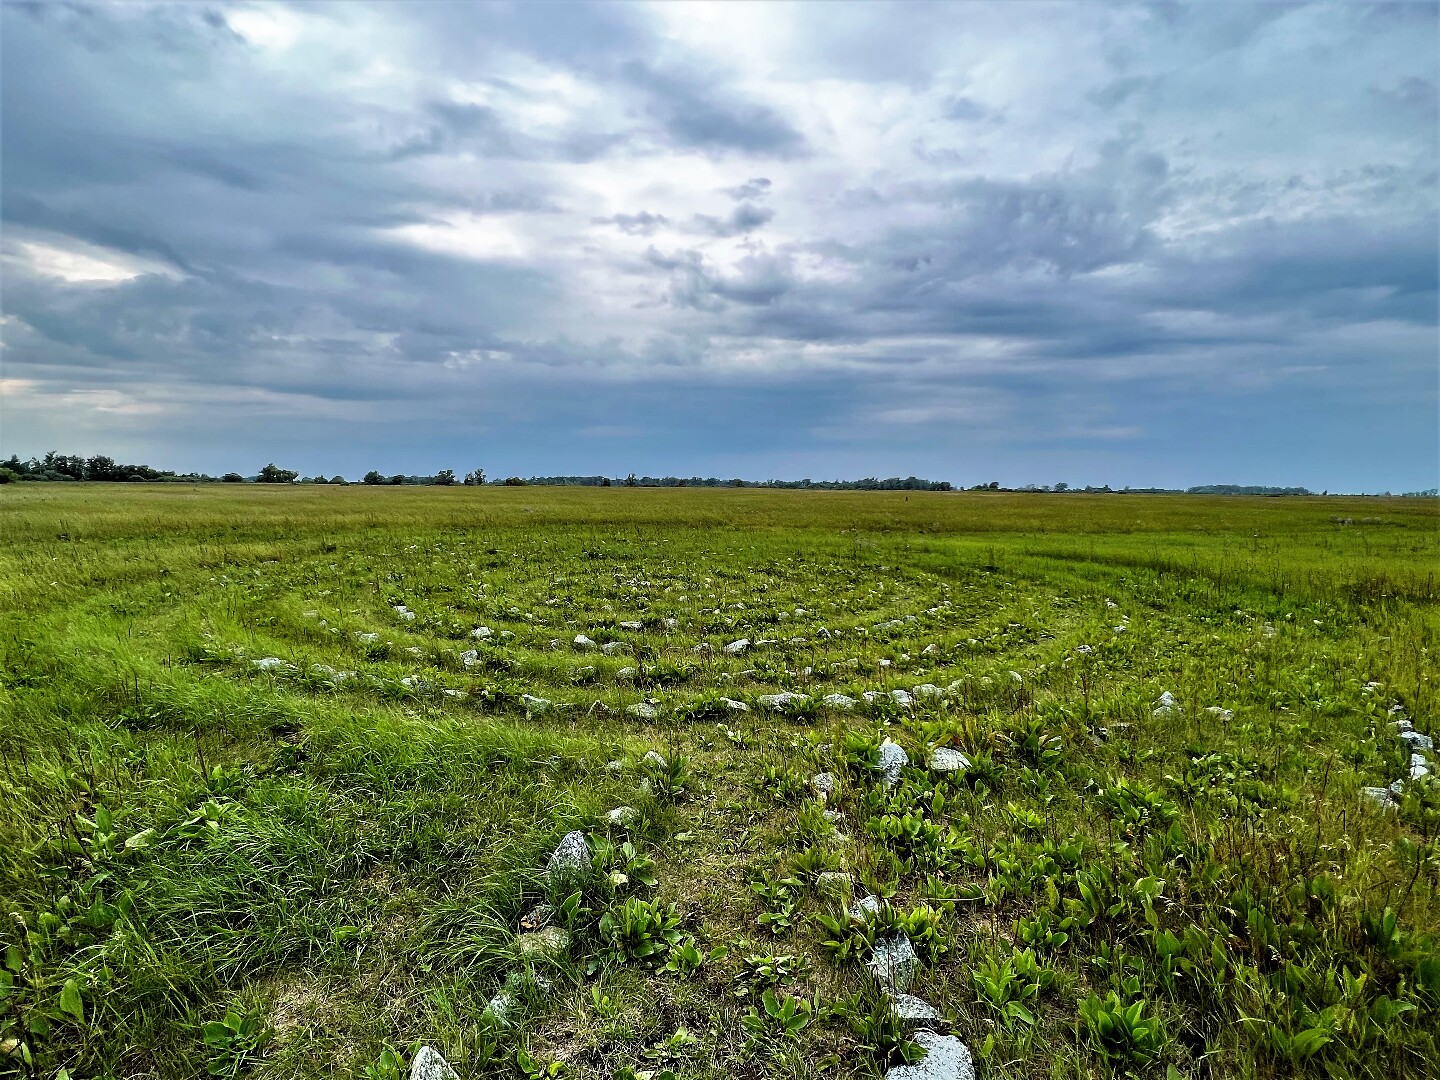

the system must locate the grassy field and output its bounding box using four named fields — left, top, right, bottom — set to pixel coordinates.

left=1, top=485, right=1437, bottom=1080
